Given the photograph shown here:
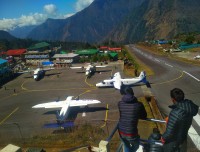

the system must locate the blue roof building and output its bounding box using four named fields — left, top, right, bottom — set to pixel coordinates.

left=0, top=58, right=9, bottom=75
